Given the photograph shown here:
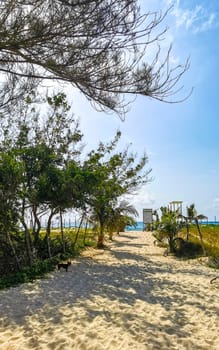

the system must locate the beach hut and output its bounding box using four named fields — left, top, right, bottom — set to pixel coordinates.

left=169, top=201, right=183, bottom=215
